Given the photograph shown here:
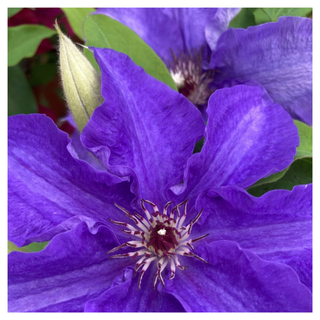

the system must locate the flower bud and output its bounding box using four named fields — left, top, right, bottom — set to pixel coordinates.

left=55, top=22, right=103, bottom=132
